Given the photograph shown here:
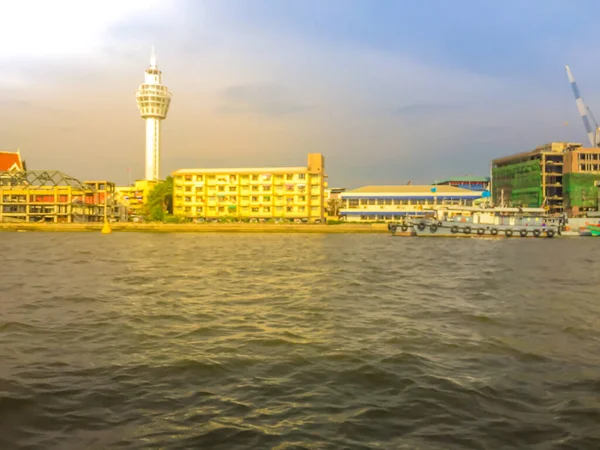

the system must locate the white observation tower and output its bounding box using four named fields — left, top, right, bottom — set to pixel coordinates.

left=136, top=47, right=172, bottom=181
